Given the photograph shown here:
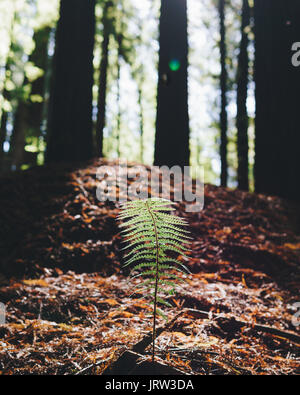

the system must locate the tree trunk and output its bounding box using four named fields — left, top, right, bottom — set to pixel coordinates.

left=137, top=85, right=144, bottom=163
left=46, top=0, right=95, bottom=163
left=95, top=1, right=112, bottom=157
left=116, top=38, right=121, bottom=158
left=154, top=0, right=190, bottom=169
left=10, top=101, right=27, bottom=171
left=236, top=0, right=250, bottom=191
left=27, top=27, right=51, bottom=136
left=254, top=0, right=300, bottom=201
left=219, top=0, right=228, bottom=187
left=0, top=10, right=16, bottom=167
left=0, top=105, right=9, bottom=165
left=0, top=59, right=11, bottom=160
left=9, top=27, right=51, bottom=171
